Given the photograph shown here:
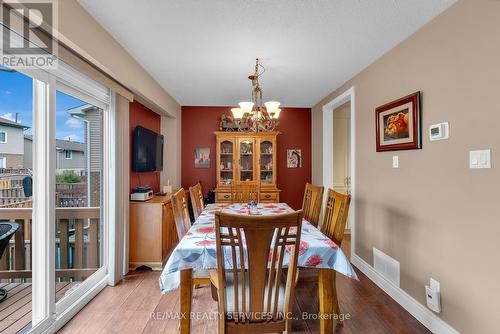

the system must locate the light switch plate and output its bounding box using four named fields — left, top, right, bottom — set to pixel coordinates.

left=469, top=149, right=491, bottom=169
left=392, top=156, right=399, bottom=168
